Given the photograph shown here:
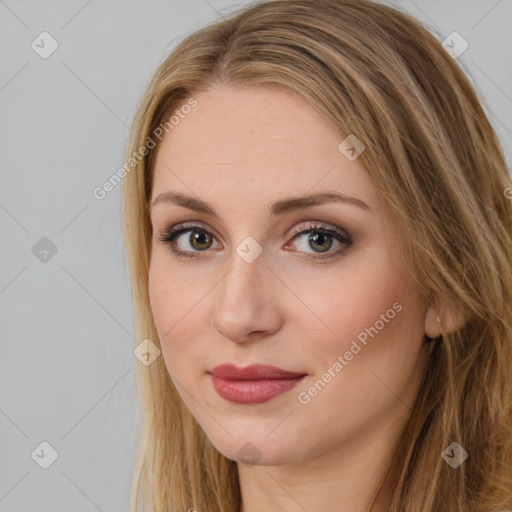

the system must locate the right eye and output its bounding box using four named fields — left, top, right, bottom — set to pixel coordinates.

left=157, top=223, right=220, bottom=260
